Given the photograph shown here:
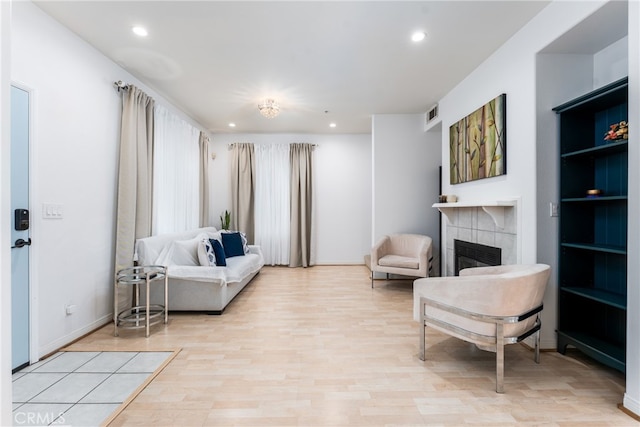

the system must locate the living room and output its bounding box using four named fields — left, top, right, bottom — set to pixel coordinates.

left=1, top=0, right=639, bottom=424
